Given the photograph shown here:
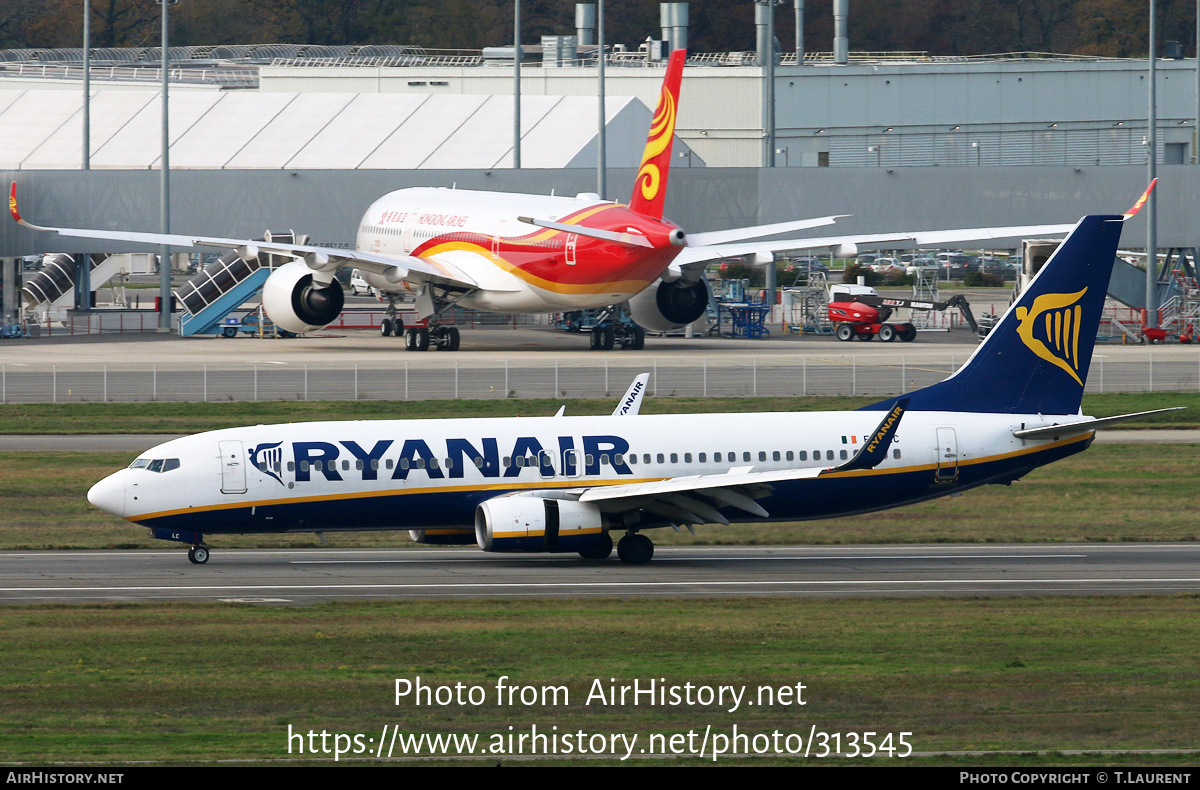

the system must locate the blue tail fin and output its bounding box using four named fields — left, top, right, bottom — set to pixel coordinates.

left=865, top=214, right=1125, bottom=415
